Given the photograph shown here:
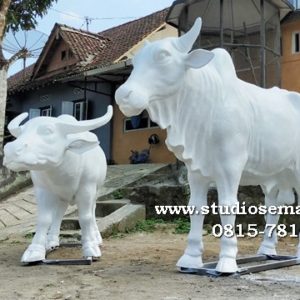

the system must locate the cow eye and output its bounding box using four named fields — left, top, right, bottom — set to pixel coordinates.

left=155, top=50, right=171, bottom=62
left=37, top=125, right=54, bottom=135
